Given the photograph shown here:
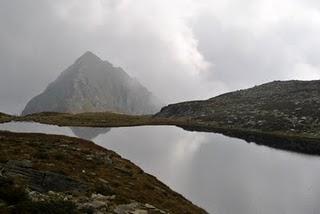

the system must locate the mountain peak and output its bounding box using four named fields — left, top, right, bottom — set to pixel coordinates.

left=82, top=51, right=98, bottom=58
left=22, top=52, right=162, bottom=116
left=76, top=51, right=102, bottom=64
